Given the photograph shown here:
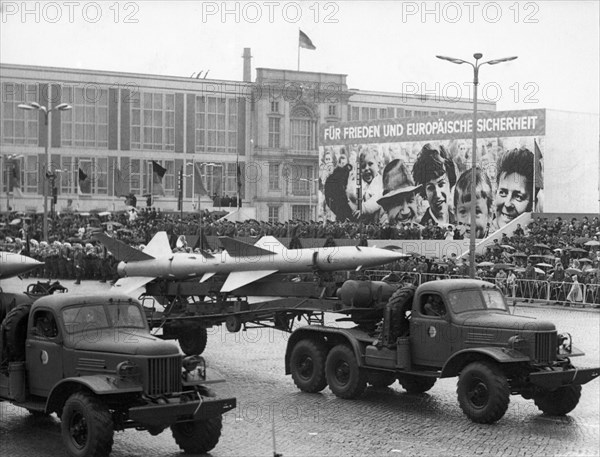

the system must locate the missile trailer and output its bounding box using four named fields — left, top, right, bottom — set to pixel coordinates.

left=285, top=278, right=600, bottom=424
left=0, top=292, right=236, bottom=457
